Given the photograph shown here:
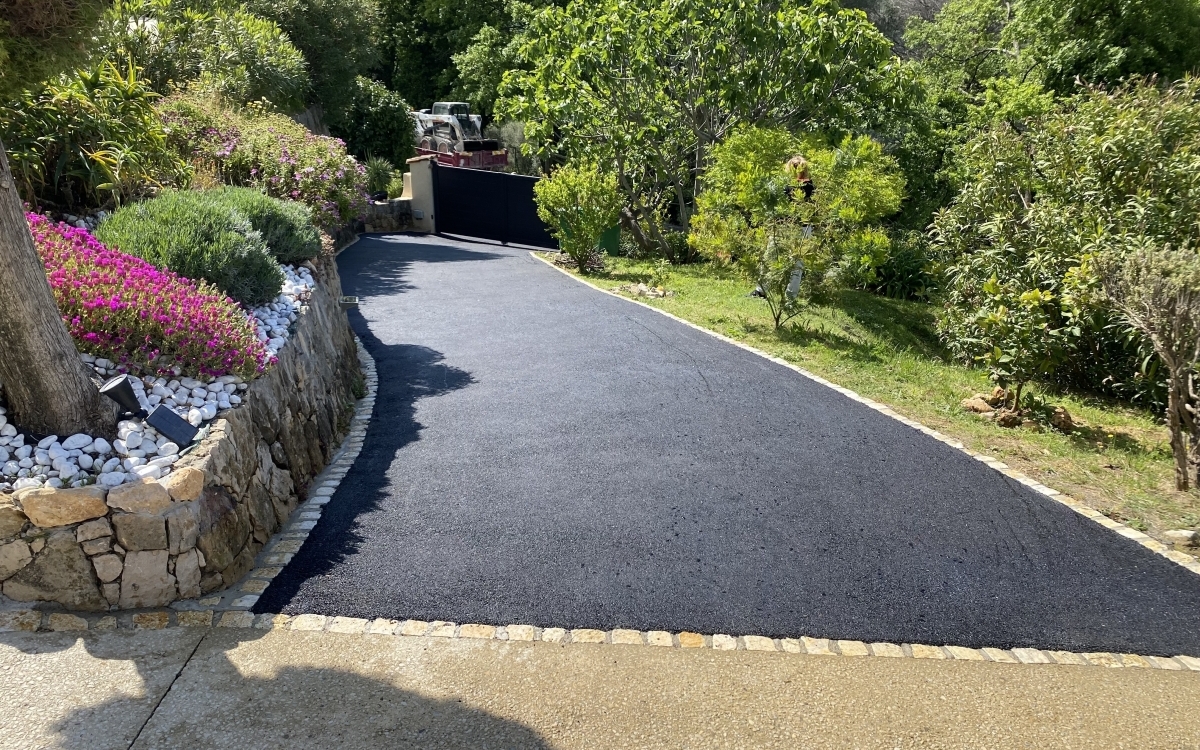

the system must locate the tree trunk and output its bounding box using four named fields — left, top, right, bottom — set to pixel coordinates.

left=1168, top=373, right=1189, bottom=491
left=0, top=142, right=115, bottom=437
